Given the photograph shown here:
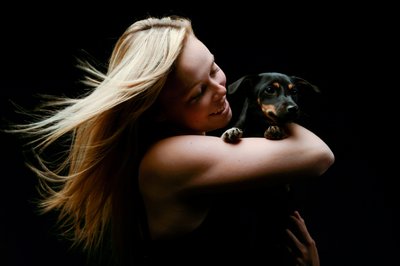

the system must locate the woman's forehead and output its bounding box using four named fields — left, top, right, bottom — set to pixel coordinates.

left=174, top=35, right=213, bottom=89
left=160, top=35, right=213, bottom=102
